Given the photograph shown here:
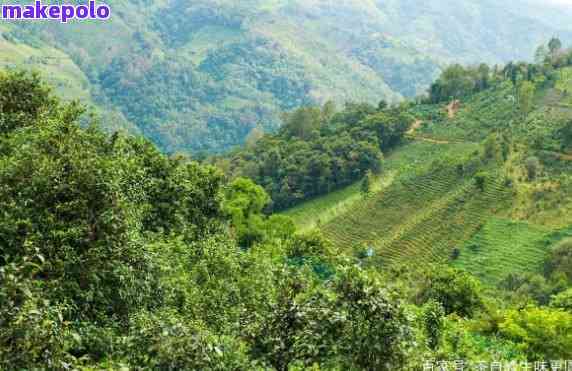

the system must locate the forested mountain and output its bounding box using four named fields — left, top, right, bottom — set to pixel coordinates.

left=2, top=0, right=572, bottom=153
